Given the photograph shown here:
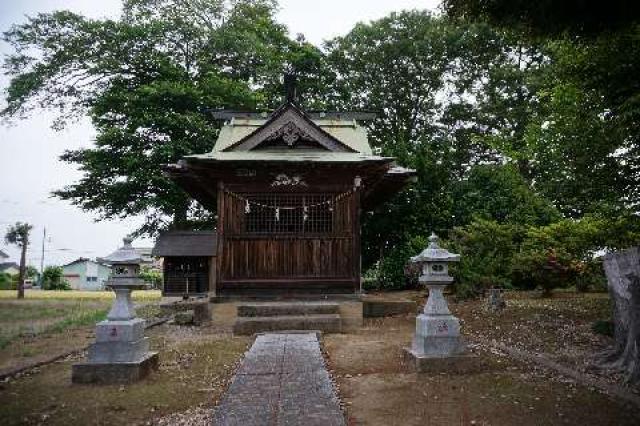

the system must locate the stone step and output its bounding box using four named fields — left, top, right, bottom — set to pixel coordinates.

left=237, top=302, right=340, bottom=317
left=233, top=314, right=342, bottom=335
